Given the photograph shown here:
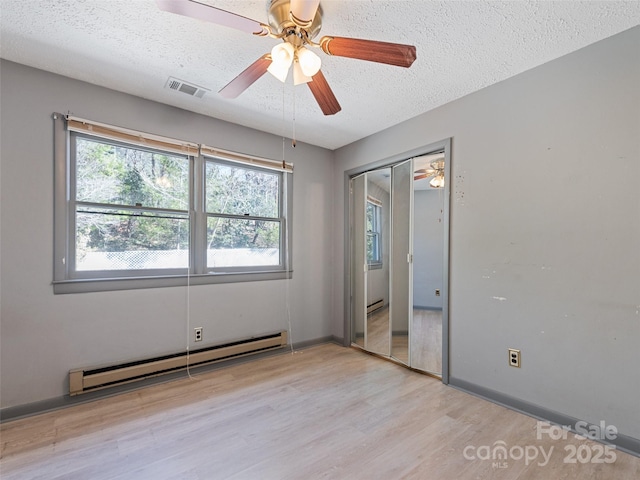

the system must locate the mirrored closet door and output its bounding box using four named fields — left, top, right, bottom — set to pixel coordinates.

left=349, top=149, right=448, bottom=378
left=350, top=169, right=391, bottom=357
left=390, top=160, right=412, bottom=364
left=410, top=153, right=446, bottom=376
